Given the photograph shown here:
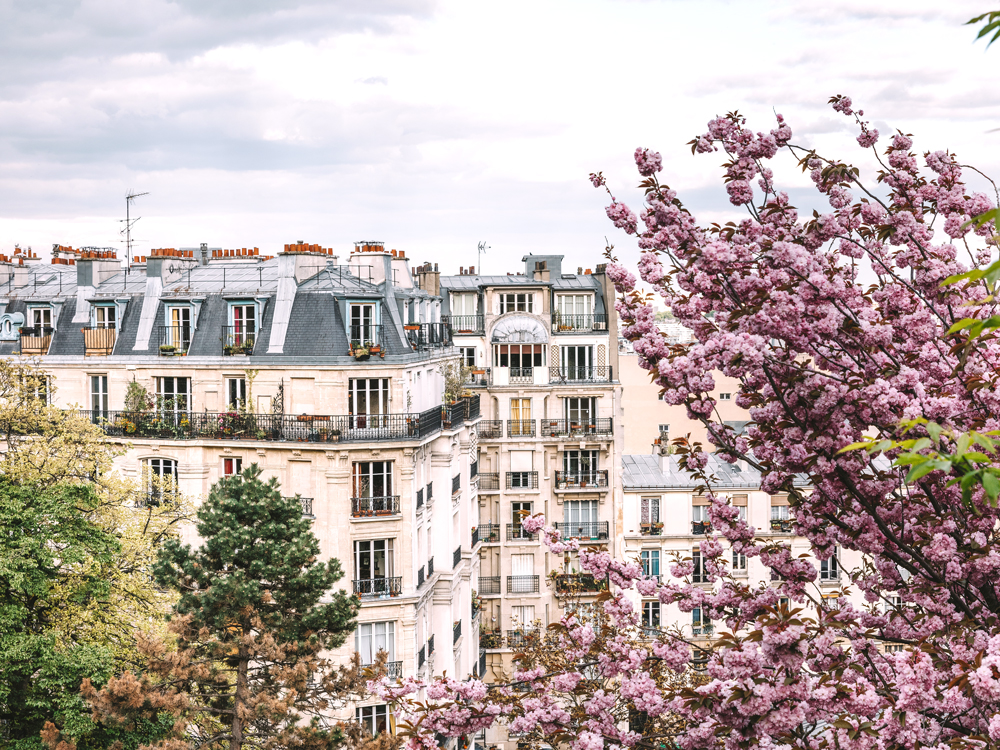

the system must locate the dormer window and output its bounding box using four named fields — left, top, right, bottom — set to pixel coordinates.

left=225, top=302, right=257, bottom=355
left=27, top=306, right=52, bottom=332
left=349, top=303, right=380, bottom=352
left=162, top=305, right=192, bottom=353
